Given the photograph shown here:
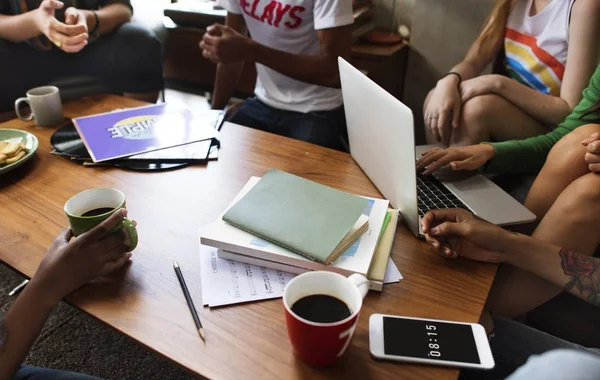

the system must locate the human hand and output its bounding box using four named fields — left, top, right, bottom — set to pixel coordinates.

left=34, top=0, right=88, bottom=53
left=581, top=132, right=600, bottom=173
left=421, top=208, right=509, bottom=263
left=424, top=77, right=462, bottom=146
left=416, top=144, right=495, bottom=175
left=199, top=24, right=252, bottom=64
left=31, top=209, right=133, bottom=305
left=460, top=75, right=501, bottom=103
